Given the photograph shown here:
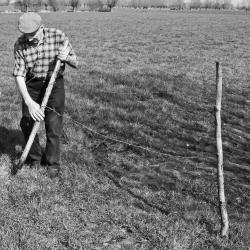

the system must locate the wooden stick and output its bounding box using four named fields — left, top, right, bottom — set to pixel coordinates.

left=215, top=61, right=229, bottom=238
left=11, top=40, right=69, bottom=175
